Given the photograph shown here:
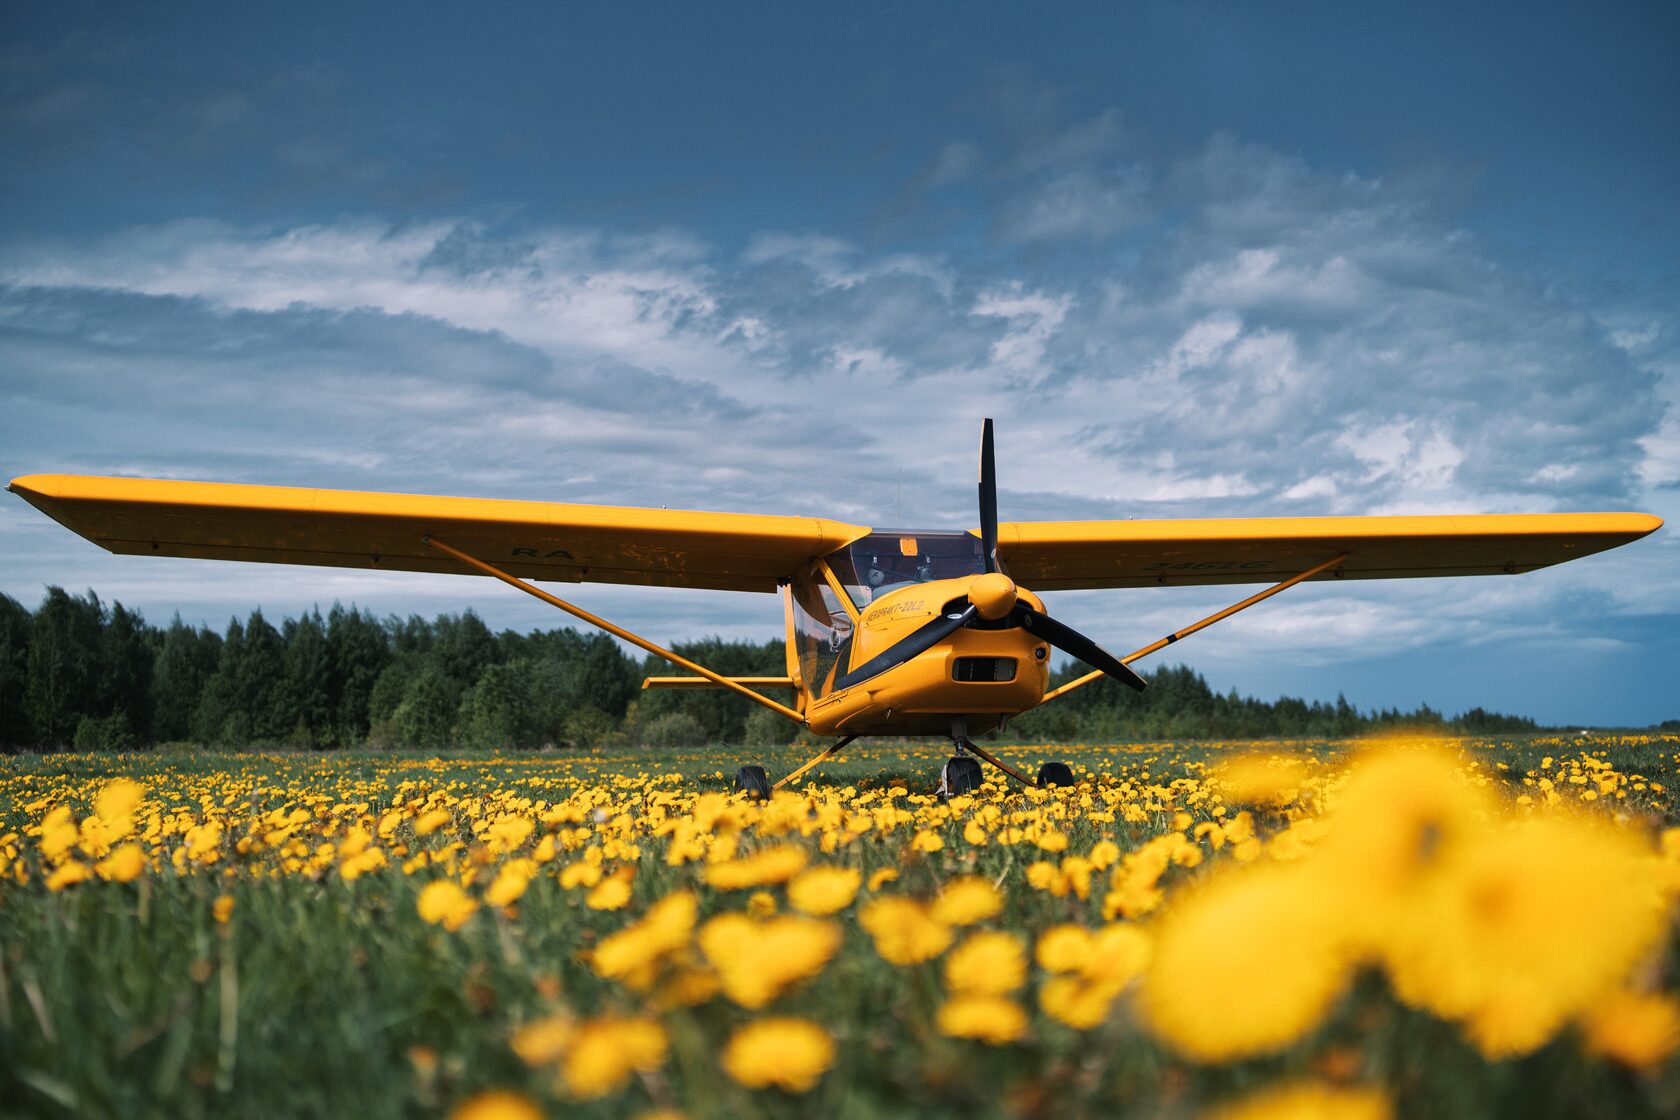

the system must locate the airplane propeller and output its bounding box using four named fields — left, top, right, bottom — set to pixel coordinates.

left=835, top=420, right=1148, bottom=694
